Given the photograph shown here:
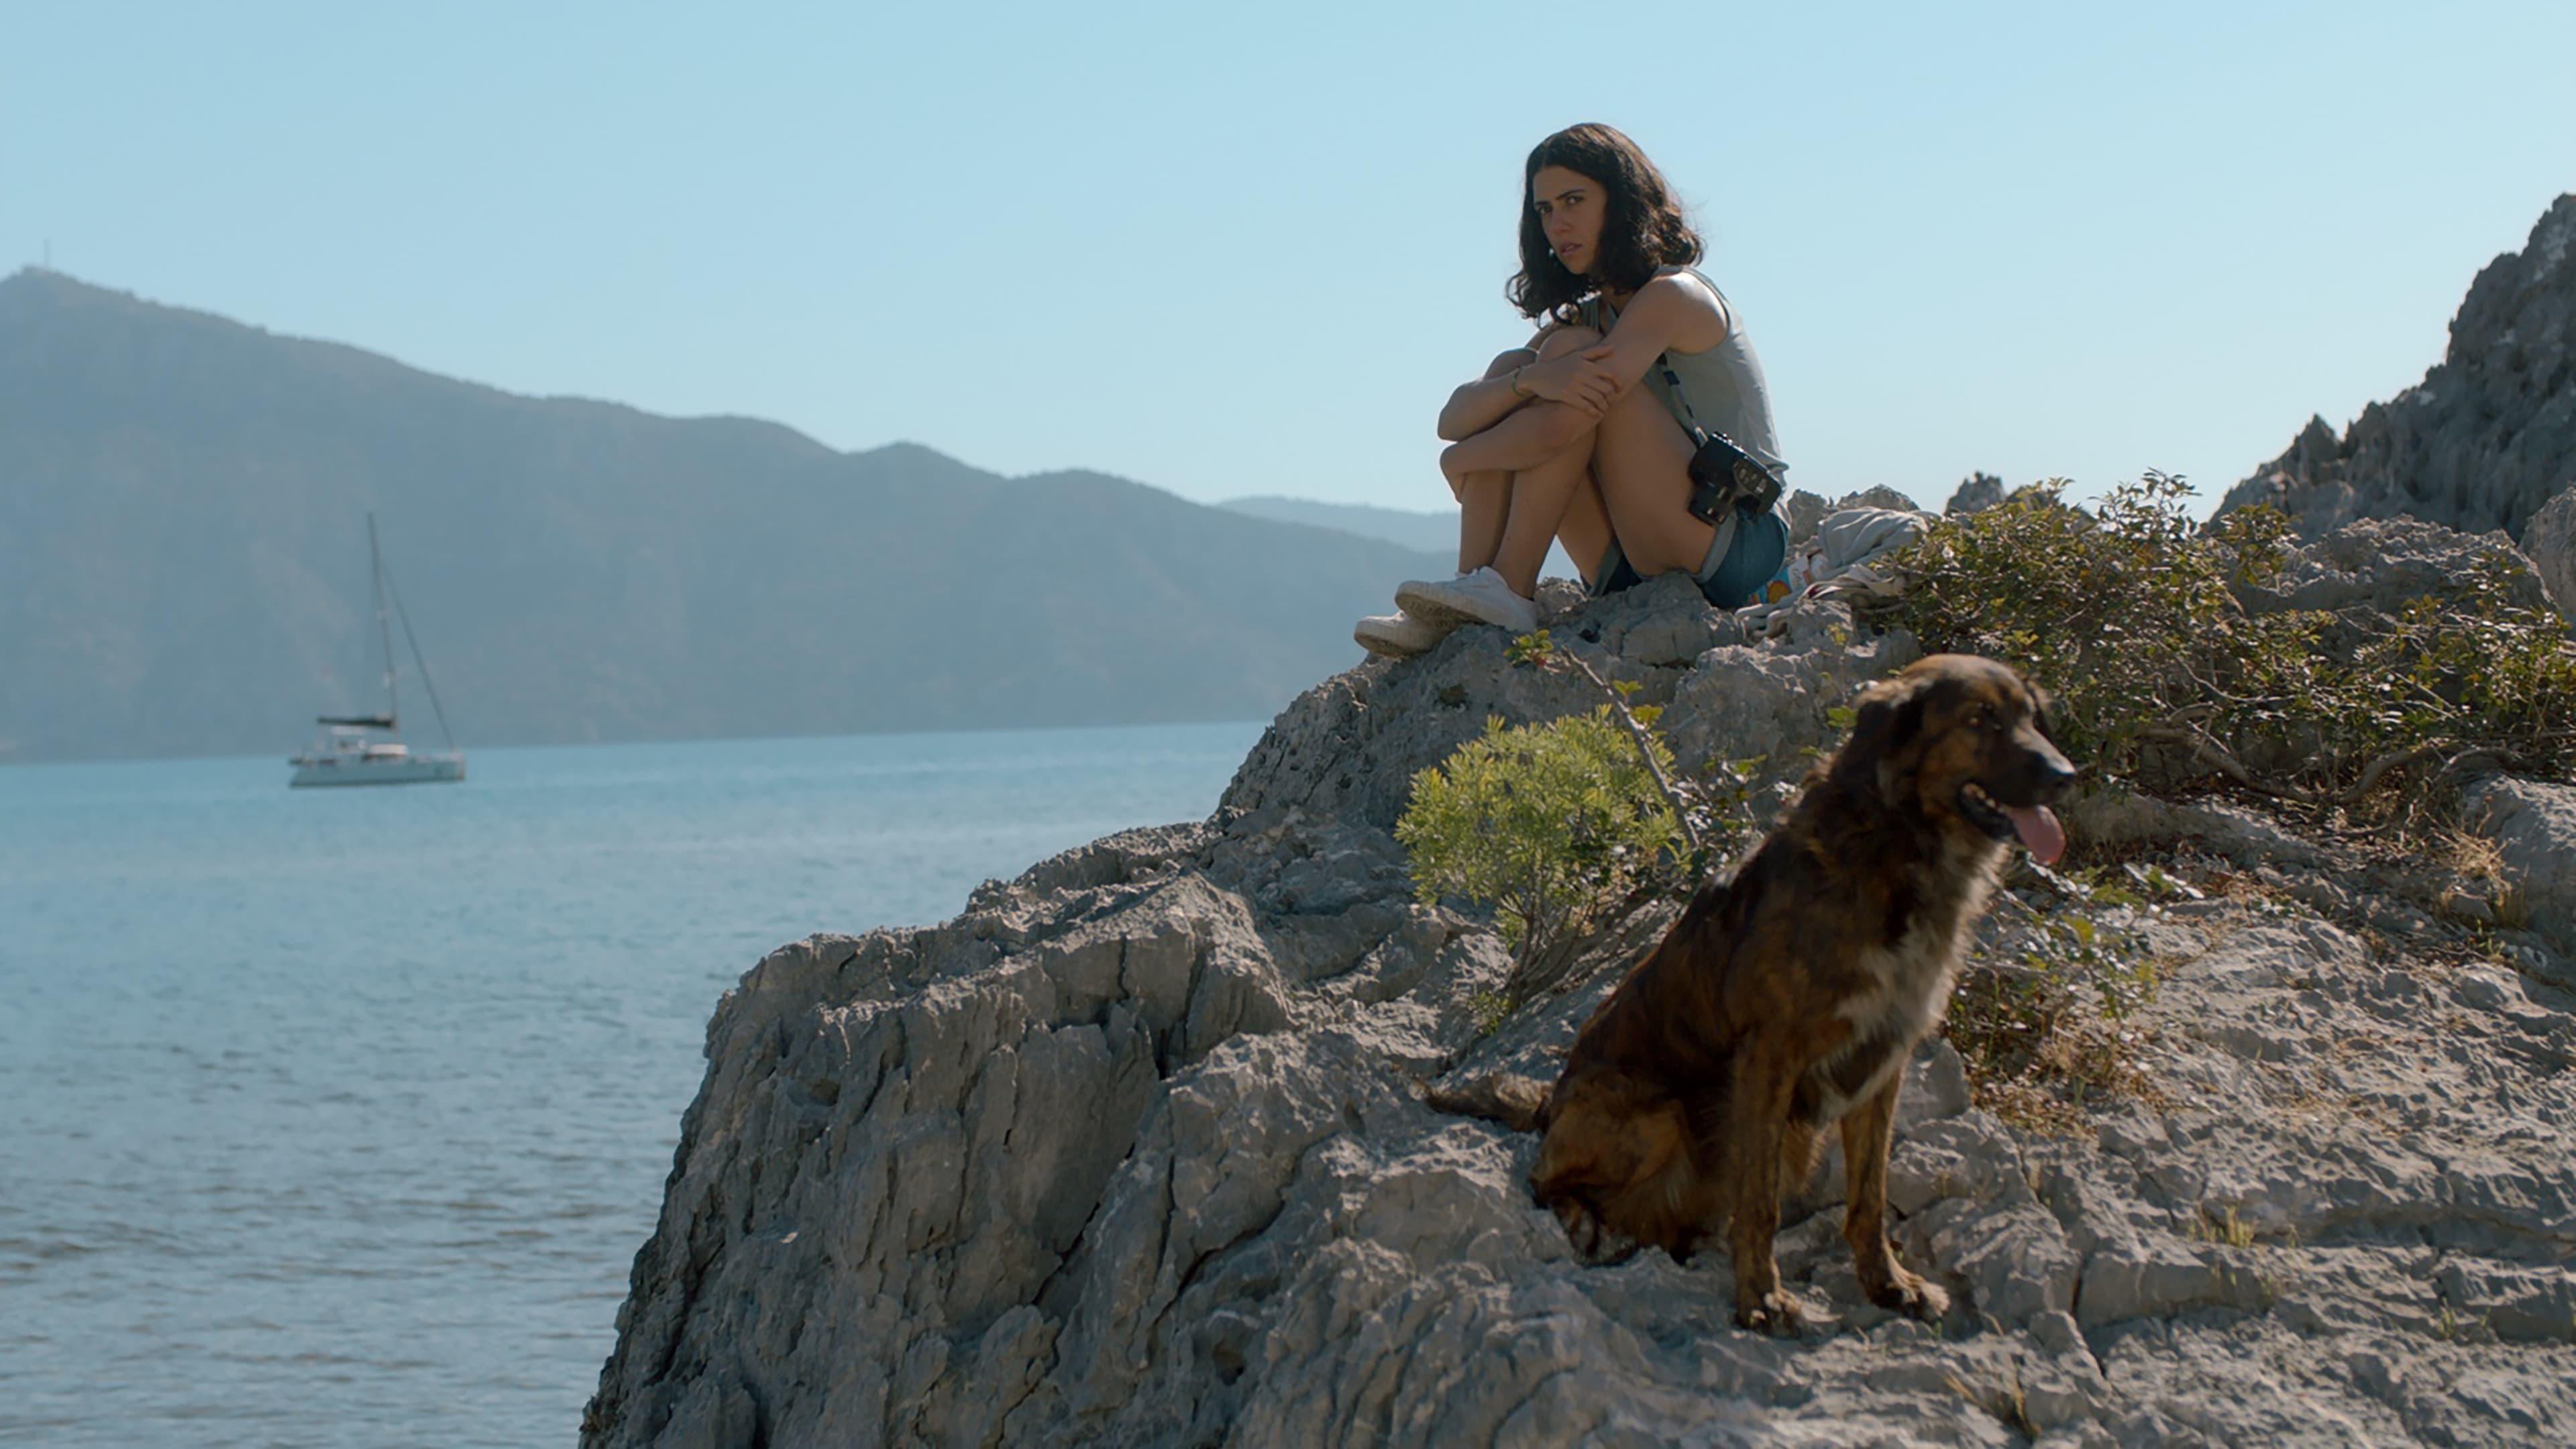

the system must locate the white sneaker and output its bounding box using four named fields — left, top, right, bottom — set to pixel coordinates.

left=1395, top=566, right=1540, bottom=635
left=1354, top=608, right=1450, bottom=658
